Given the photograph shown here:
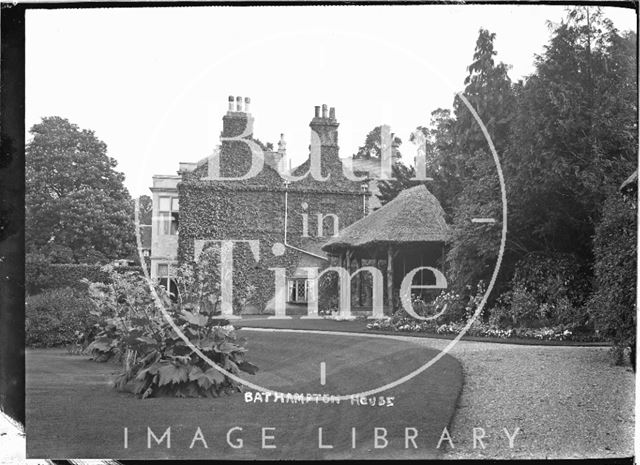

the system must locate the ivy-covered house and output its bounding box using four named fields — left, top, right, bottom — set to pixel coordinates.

left=150, top=97, right=371, bottom=313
